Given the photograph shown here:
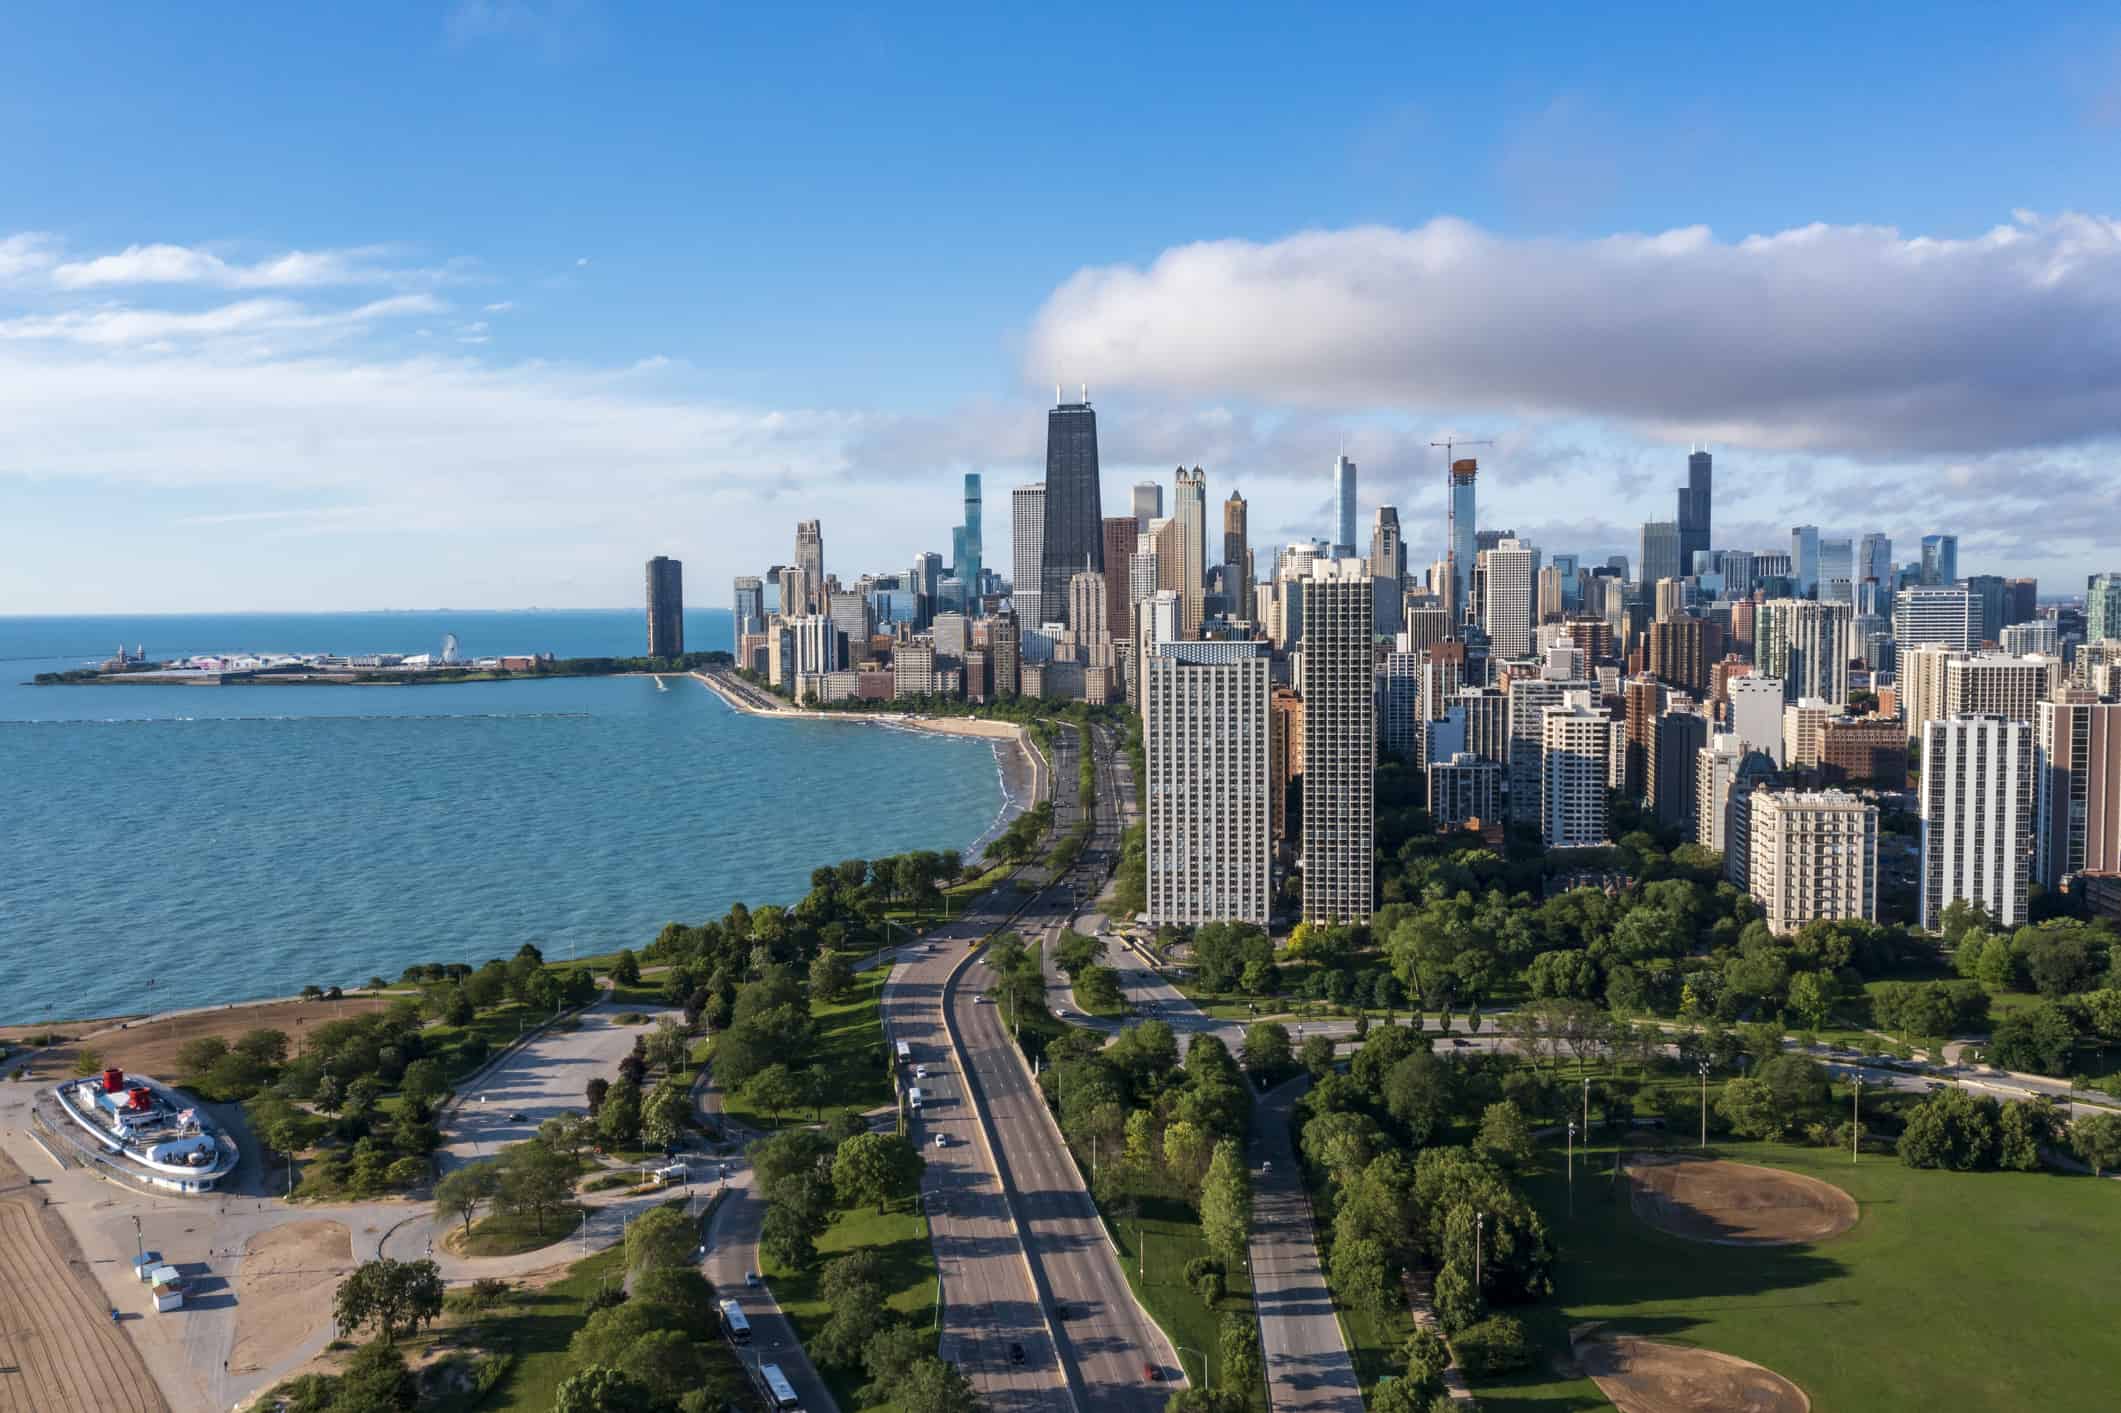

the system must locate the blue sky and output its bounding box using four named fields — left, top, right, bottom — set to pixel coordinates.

left=2, top=2, right=2117, bottom=611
